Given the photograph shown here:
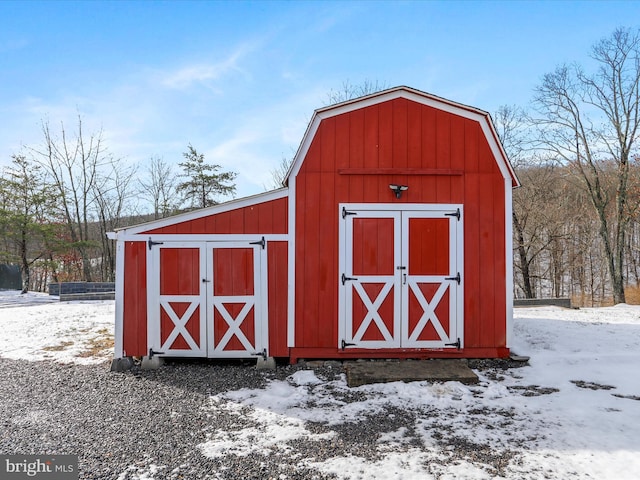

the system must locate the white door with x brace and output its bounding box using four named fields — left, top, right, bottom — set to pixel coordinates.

left=339, top=204, right=463, bottom=350
left=148, top=241, right=266, bottom=358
